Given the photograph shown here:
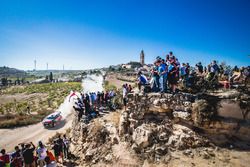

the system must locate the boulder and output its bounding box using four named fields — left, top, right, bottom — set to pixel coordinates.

left=104, top=154, right=113, bottom=162
left=155, top=145, right=168, bottom=155
left=132, top=124, right=154, bottom=148
left=173, top=111, right=191, bottom=121
left=85, top=148, right=97, bottom=161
